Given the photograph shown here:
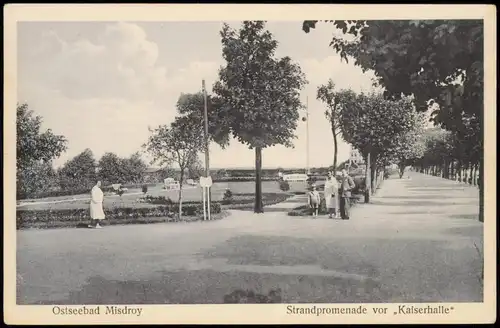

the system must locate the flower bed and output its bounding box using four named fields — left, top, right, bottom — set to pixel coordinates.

left=19, top=211, right=231, bottom=230
left=143, top=192, right=291, bottom=209
left=223, top=193, right=292, bottom=210
left=213, top=176, right=278, bottom=182
left=16, top=203, right=221, bottom=230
